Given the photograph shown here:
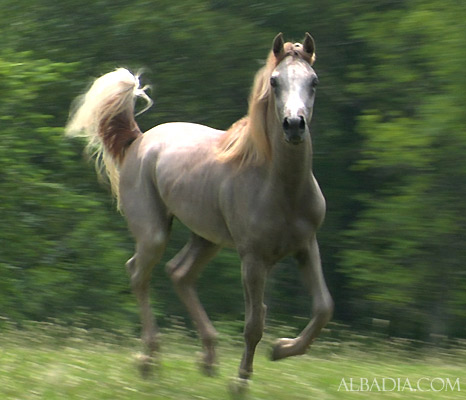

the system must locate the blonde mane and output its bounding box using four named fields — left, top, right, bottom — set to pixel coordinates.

left=216, top=42, right=315, bottom=167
